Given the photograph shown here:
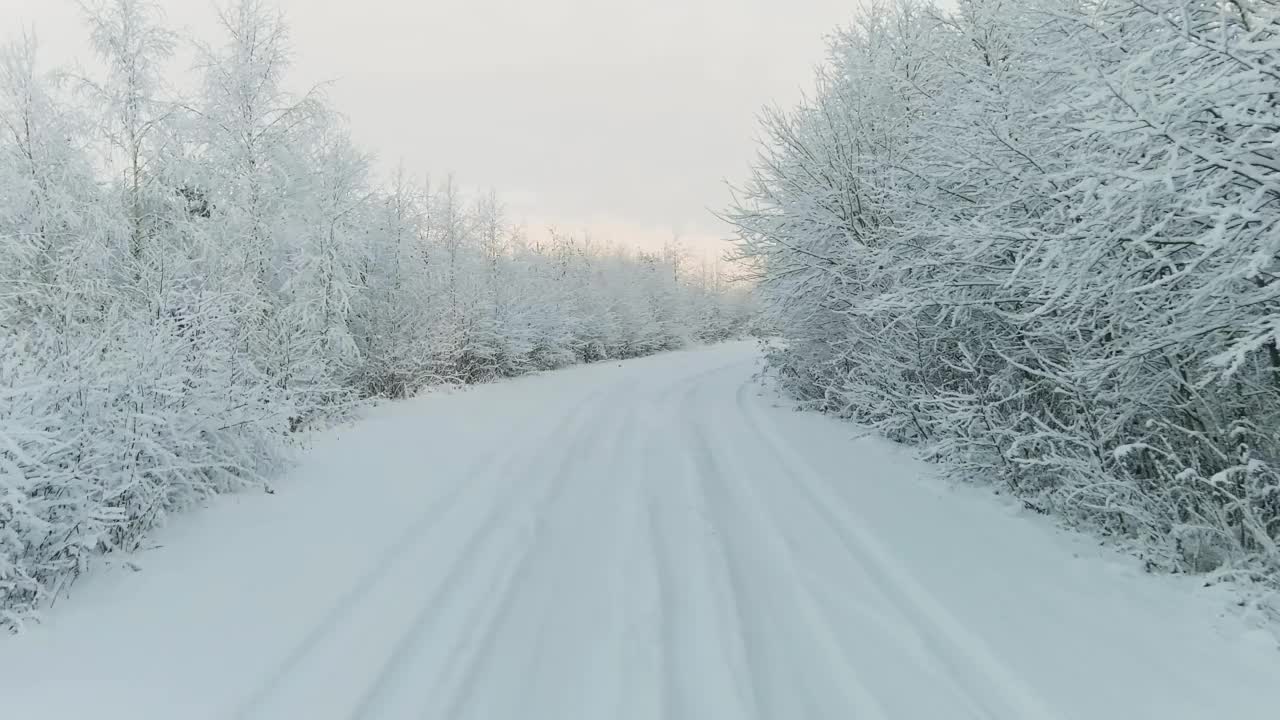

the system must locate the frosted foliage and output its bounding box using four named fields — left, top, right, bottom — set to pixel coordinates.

left=731, top=0, right=1280, bottom=594
left=0, top=0, right=750, bottom=628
